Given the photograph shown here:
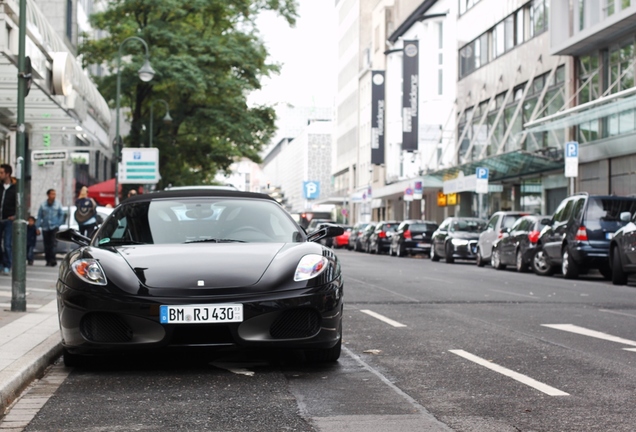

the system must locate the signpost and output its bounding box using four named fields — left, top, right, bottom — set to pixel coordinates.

left=476, top=167, right=489, bottom=219
left=565, top=141, right=579, bottom=195
left=119, top=148, right=160, bottom=184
